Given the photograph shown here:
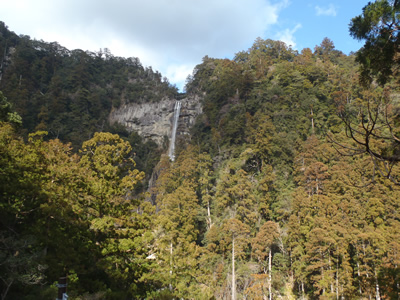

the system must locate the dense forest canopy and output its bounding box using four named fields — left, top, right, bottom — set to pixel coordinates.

left=1, top=1, right=400, bottom=299
left=0, top=21, right=179, bottom=148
